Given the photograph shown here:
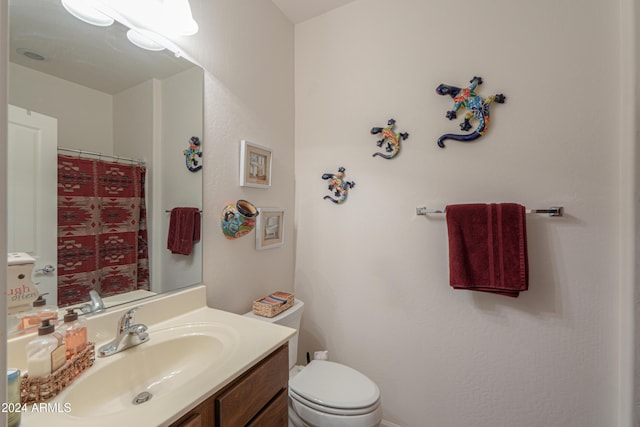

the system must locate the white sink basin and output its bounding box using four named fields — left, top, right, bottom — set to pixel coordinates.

left=60, top=322, right=238, bottom=418
left=14, top=292, right=296, bottom=427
